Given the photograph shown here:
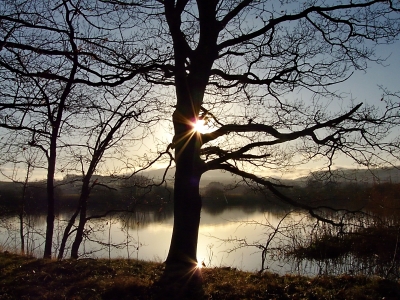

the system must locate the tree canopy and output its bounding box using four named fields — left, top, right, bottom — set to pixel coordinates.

left=1, top=0, right=400, bottom=293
